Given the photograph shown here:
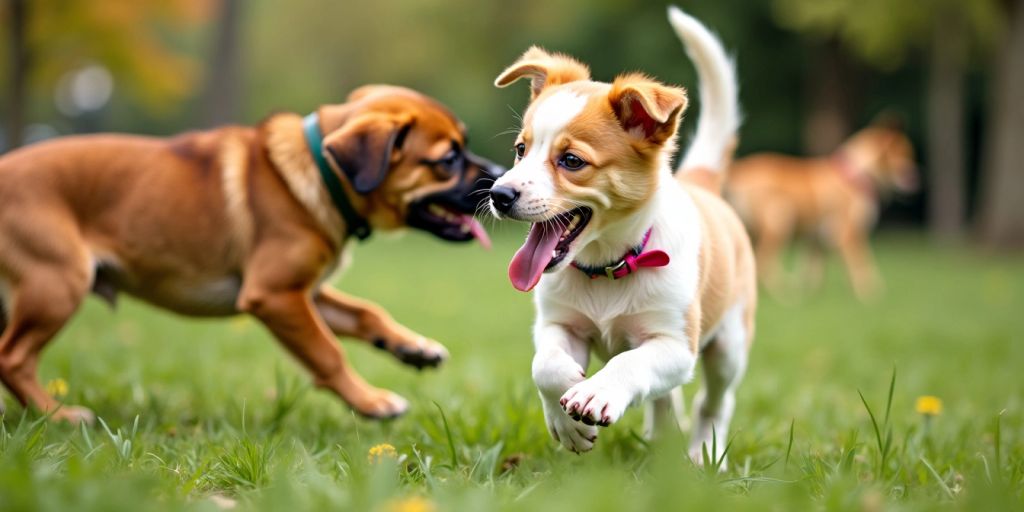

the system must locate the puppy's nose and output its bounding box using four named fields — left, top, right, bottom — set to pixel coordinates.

left=490, top=186, right=520, bottom=214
